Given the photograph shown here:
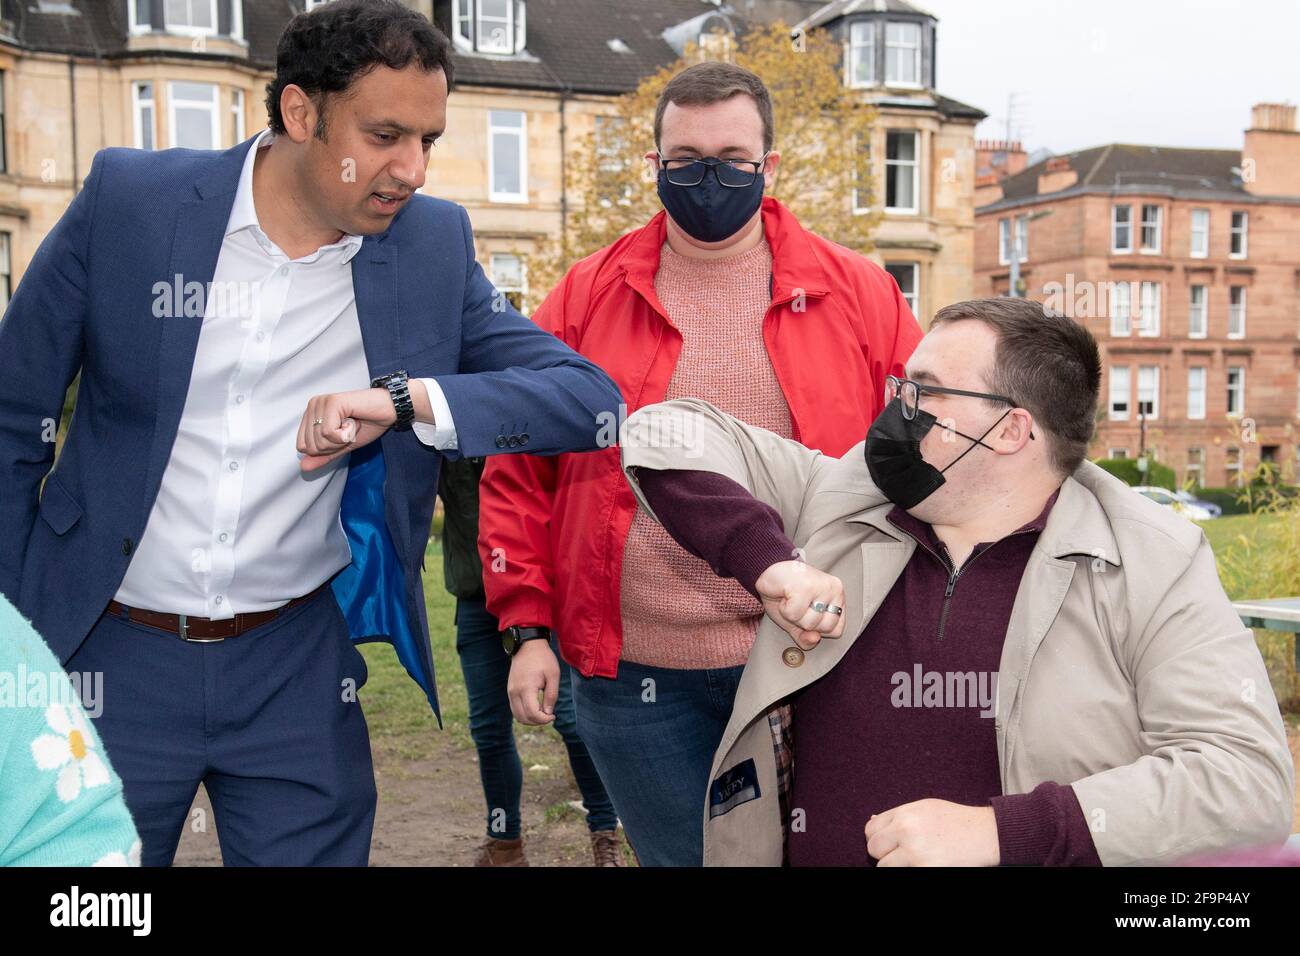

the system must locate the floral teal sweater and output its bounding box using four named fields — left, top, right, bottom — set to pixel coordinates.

left=0, top=594, right=140, bottom=866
